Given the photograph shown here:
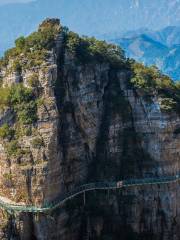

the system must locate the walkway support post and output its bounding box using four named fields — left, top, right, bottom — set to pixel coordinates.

left=83, top=191, right=86, bottom=206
